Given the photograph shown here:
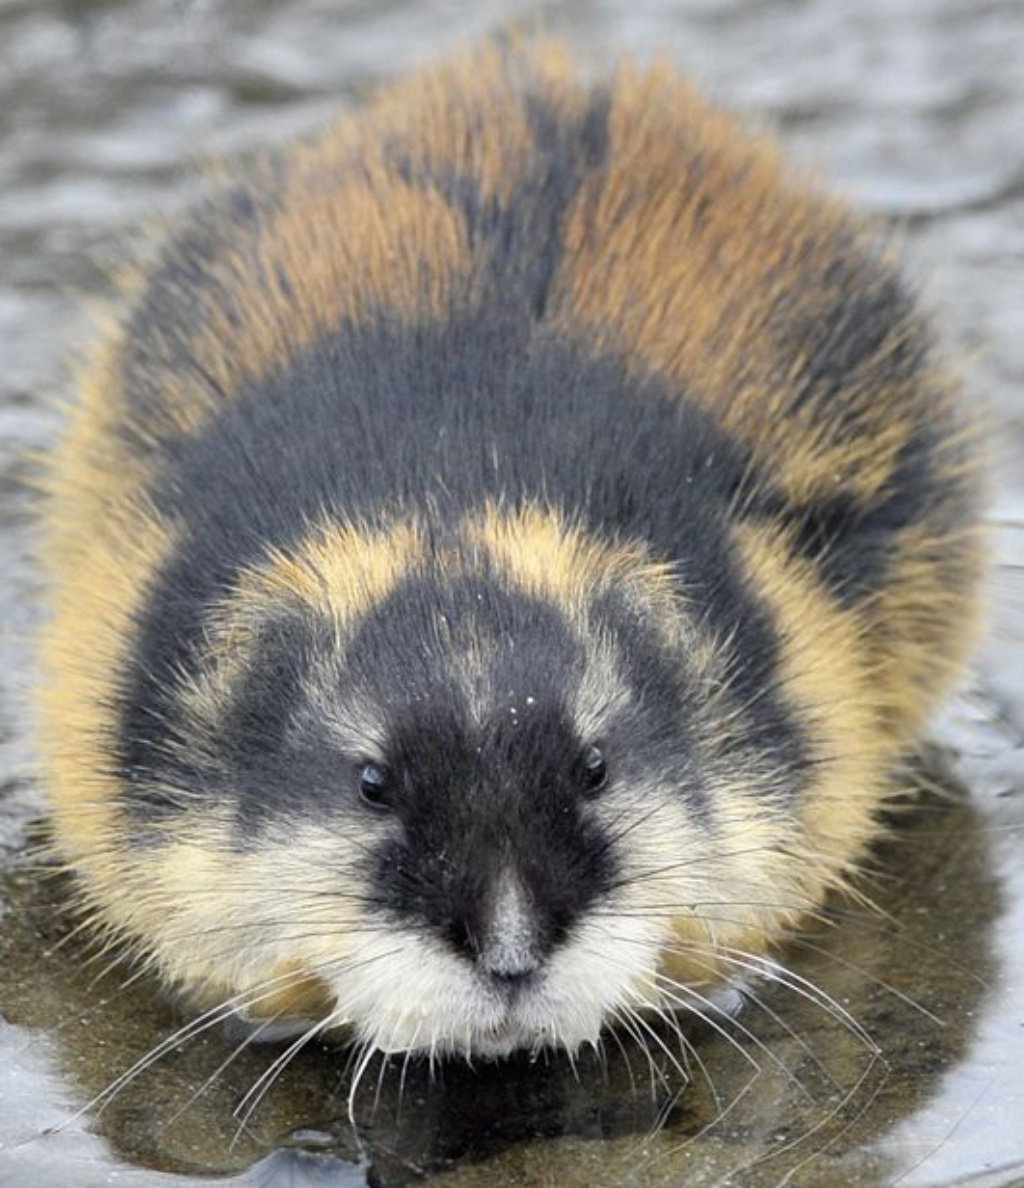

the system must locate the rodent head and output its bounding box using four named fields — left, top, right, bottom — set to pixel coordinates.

left=112, top=504, right=823, bottom=1059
